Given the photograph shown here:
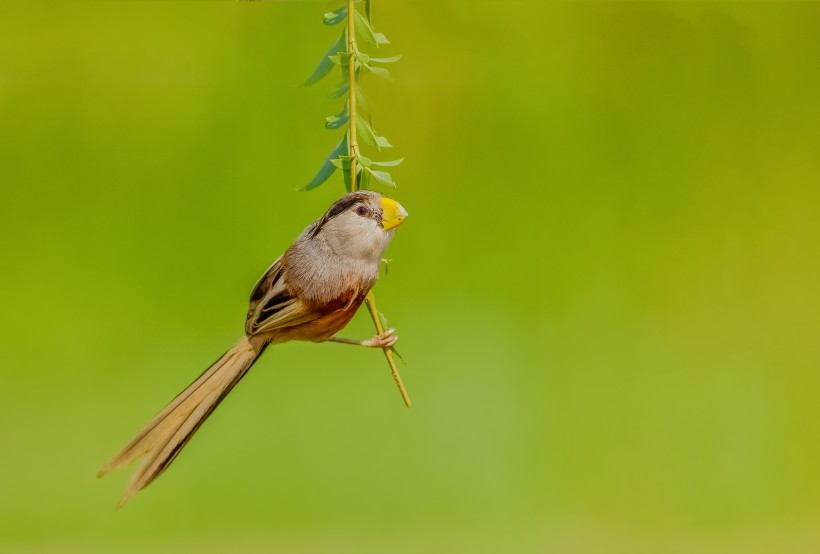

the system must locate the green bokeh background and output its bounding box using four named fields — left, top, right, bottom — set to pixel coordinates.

left=2, top=1, right=819, bottom=552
